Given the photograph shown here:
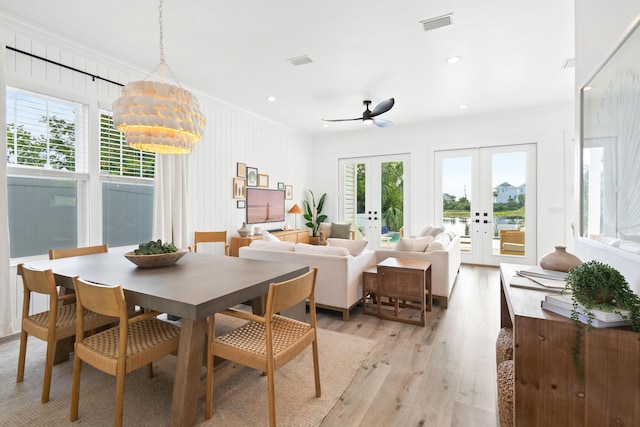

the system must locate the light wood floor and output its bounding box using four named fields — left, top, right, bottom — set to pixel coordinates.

left=316, top=264, right=501, bottom=427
